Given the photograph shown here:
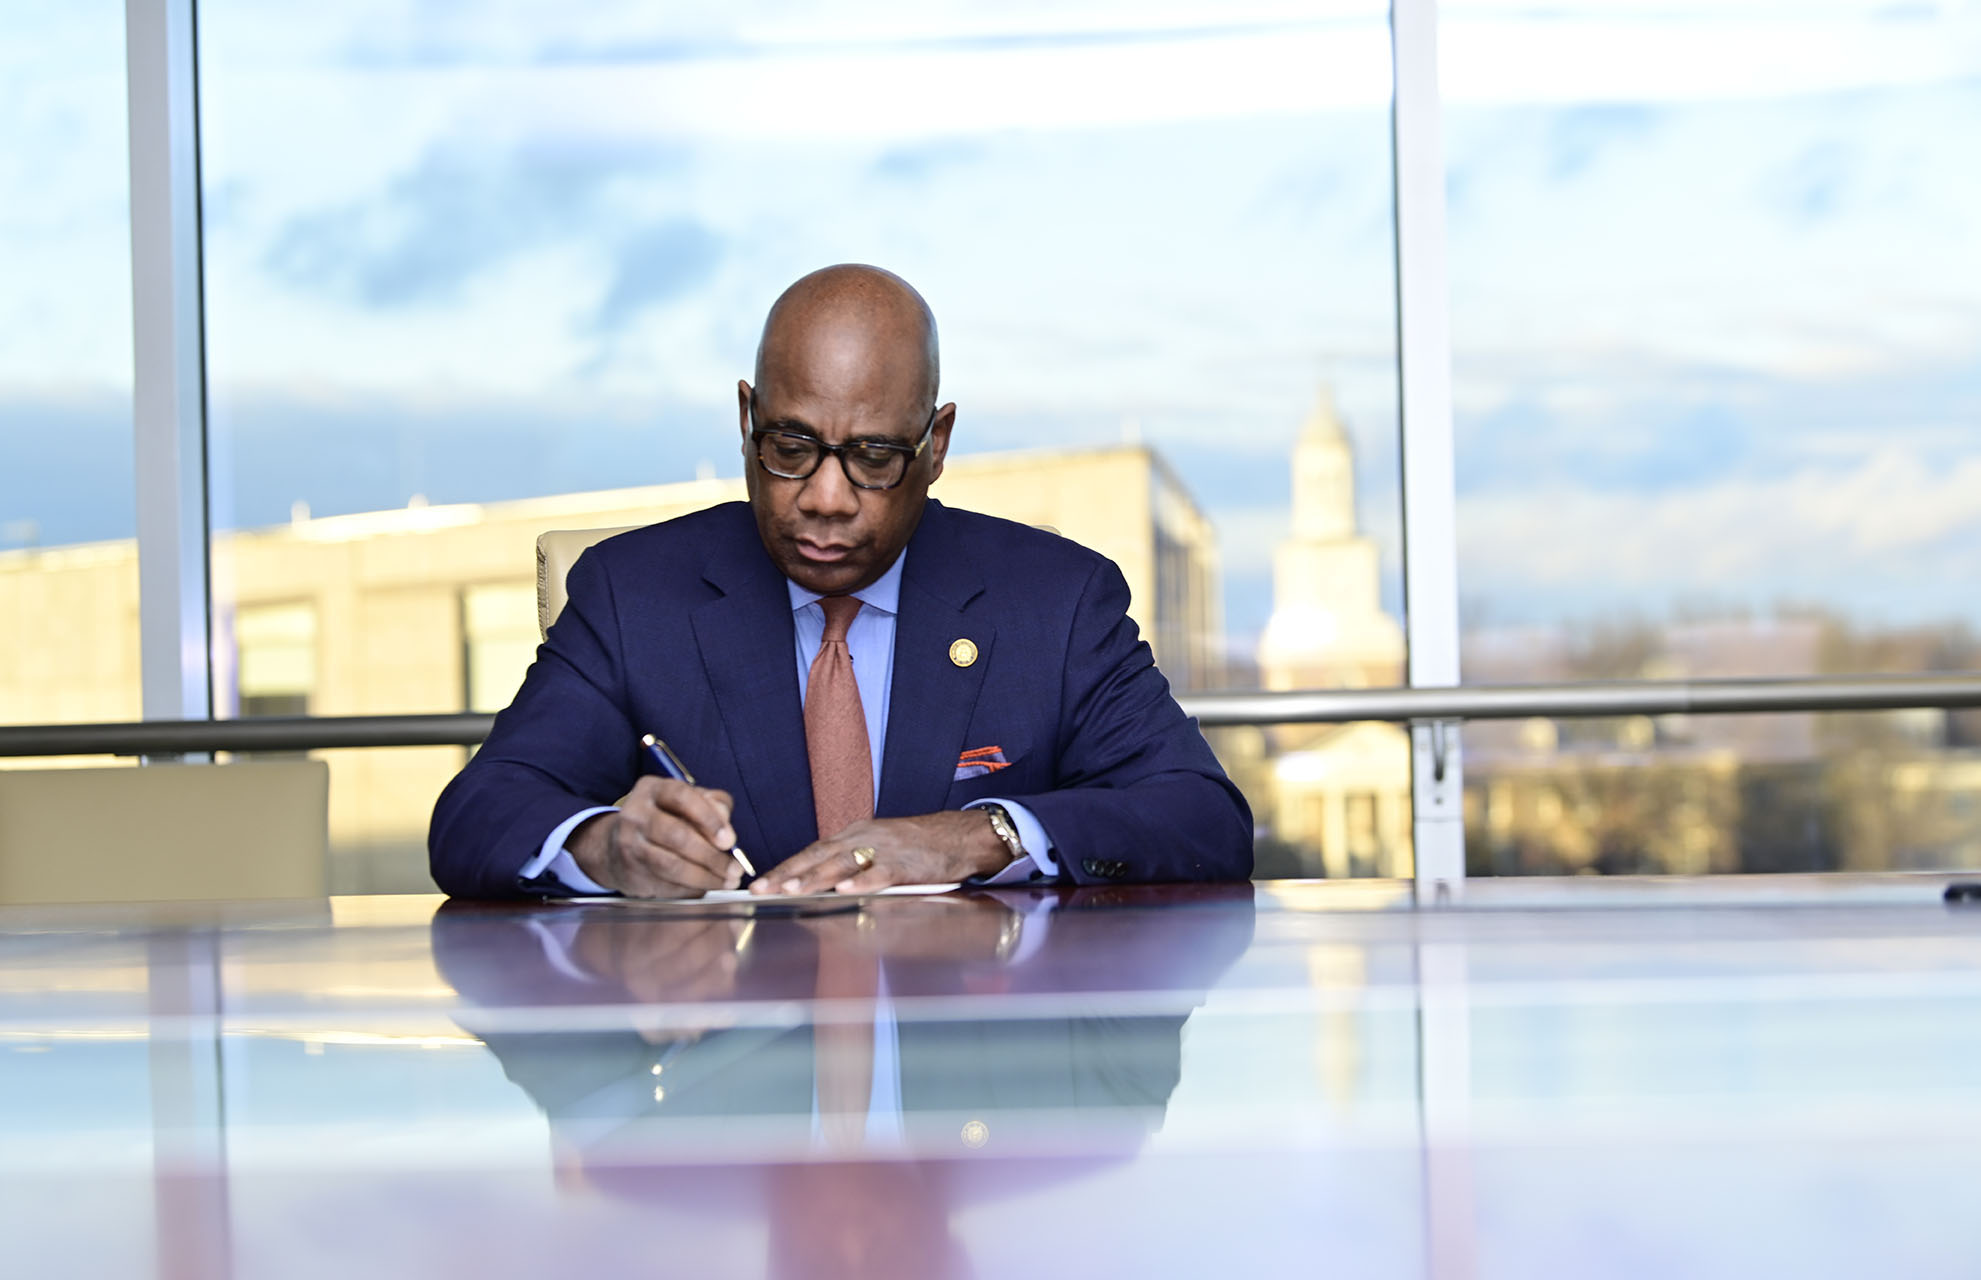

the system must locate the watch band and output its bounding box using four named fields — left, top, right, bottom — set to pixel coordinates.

left=980, top=803, right=1026, bottom=863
